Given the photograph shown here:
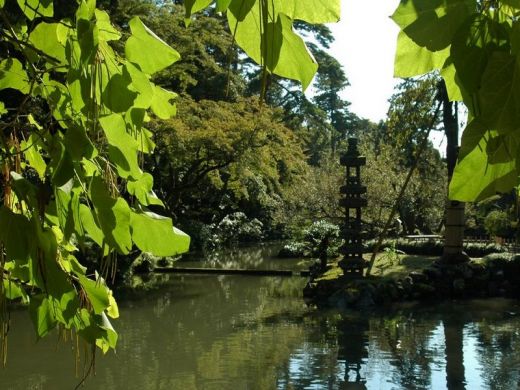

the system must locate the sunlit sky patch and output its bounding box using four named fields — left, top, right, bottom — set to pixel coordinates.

left=328, top=0, right=400, bottom=123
